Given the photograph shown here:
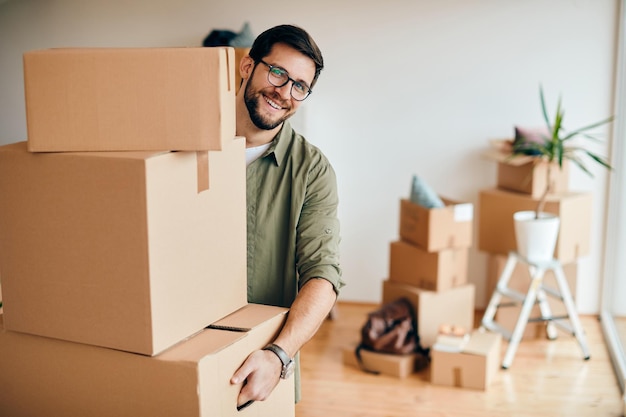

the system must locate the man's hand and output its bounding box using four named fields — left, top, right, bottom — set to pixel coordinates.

left=231, top=348, right=282, bottom=409
left=231, top=278, right=336, bottom=409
